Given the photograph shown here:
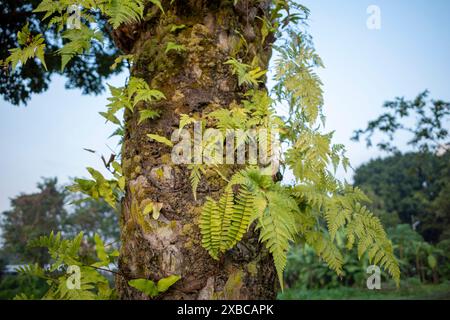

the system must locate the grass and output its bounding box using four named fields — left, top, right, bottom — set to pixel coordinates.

left=278, top=278, right=450, bottom=300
